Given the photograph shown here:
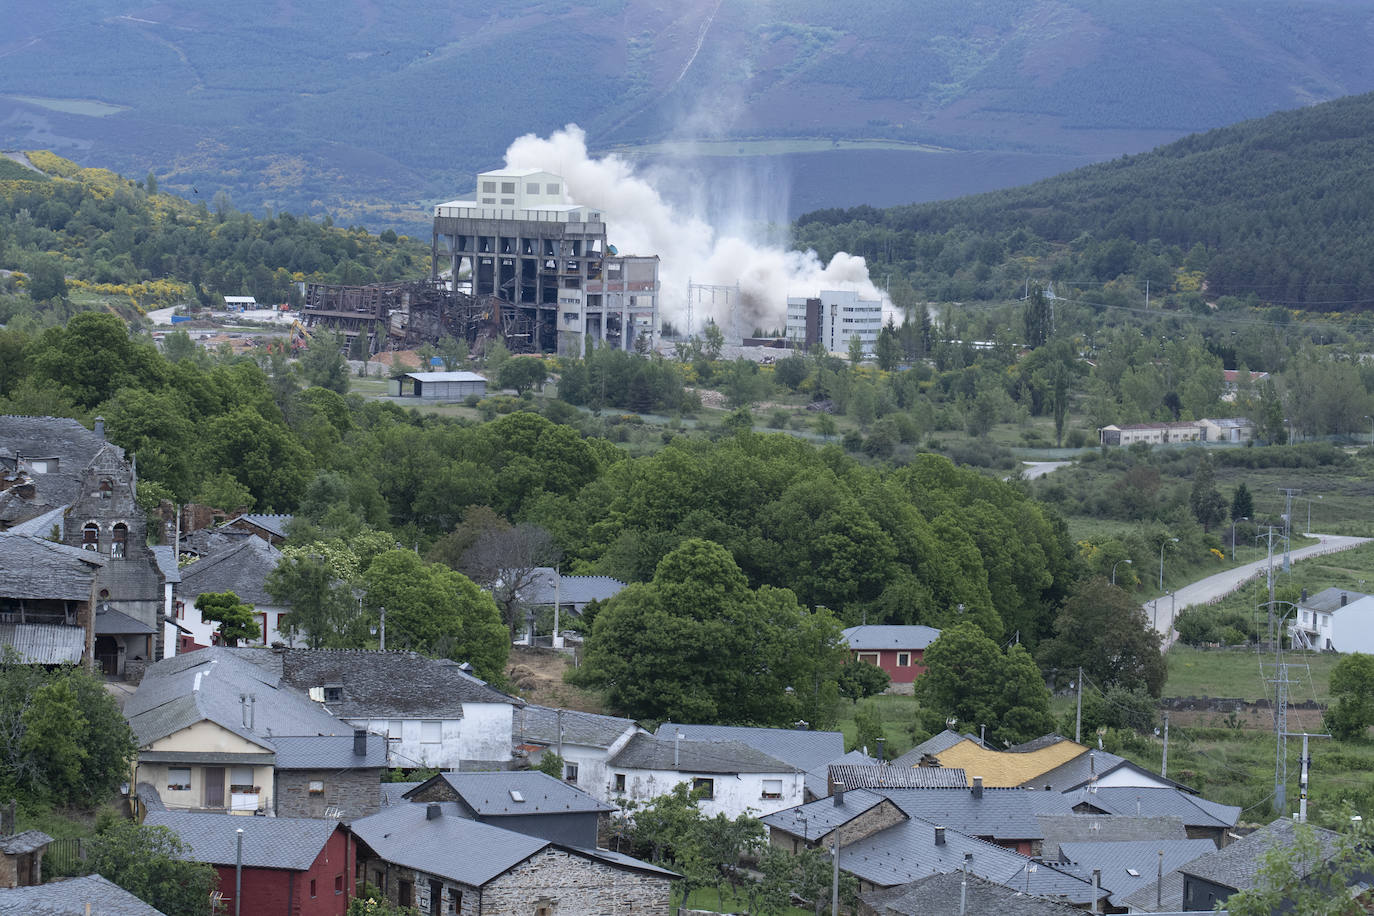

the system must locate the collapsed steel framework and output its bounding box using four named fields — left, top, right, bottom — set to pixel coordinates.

left=301, top=280, right=538, bottom=354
